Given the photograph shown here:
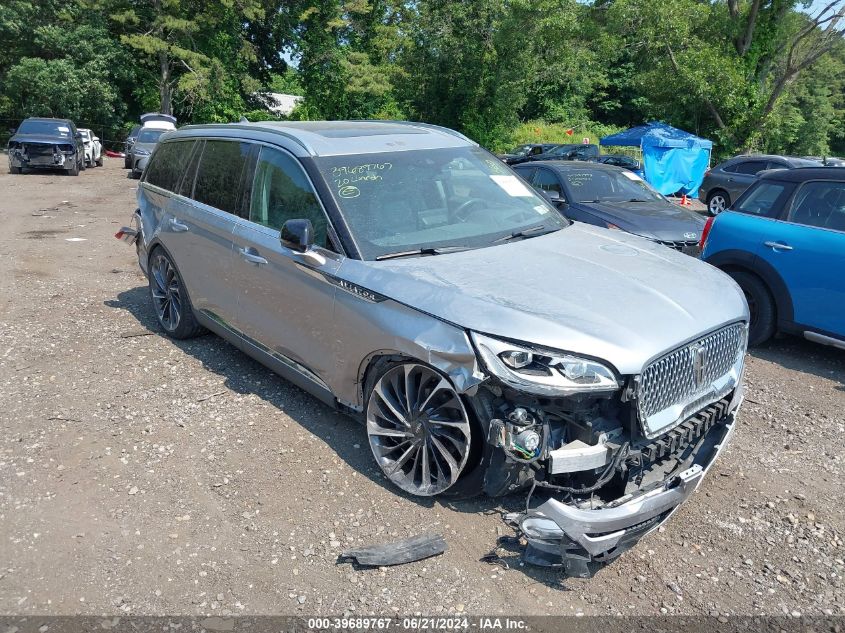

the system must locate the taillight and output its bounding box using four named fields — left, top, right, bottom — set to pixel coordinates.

left=699, top=216, right=715, bottom=251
